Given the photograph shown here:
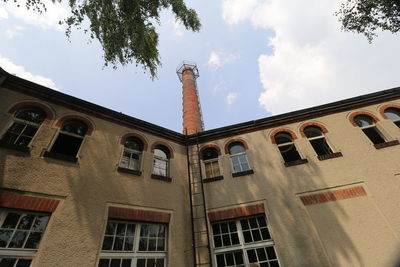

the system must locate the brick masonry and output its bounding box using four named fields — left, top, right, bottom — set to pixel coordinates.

left=299, top=122, right=329, bottom=137
left=0, top=191, right=59, bottom=212
left=224, top=138, right=249, bottom=154
left=208, top=203, right=265, bottom=222
left=108, top=206, right=171, bottom=223
left=349, top=111, right=380, bottom=126
left=300, top=185, right=367, bottom=206
left=379, top=104, right=400, bottom=119
left=182, top=68, right=203, bottom=135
